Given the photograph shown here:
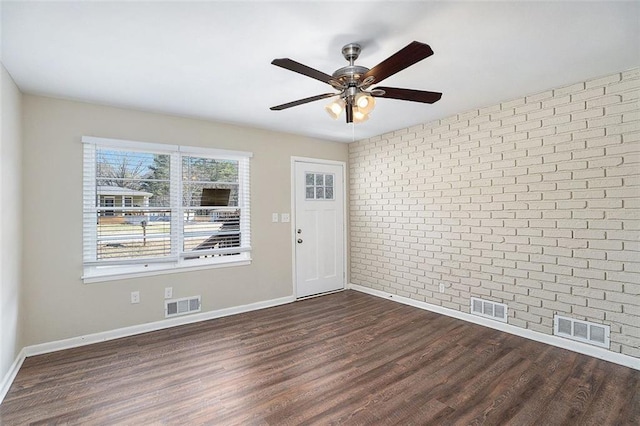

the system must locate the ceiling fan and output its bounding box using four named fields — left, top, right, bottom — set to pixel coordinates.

left=270, top=41, right=442, bottom=123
